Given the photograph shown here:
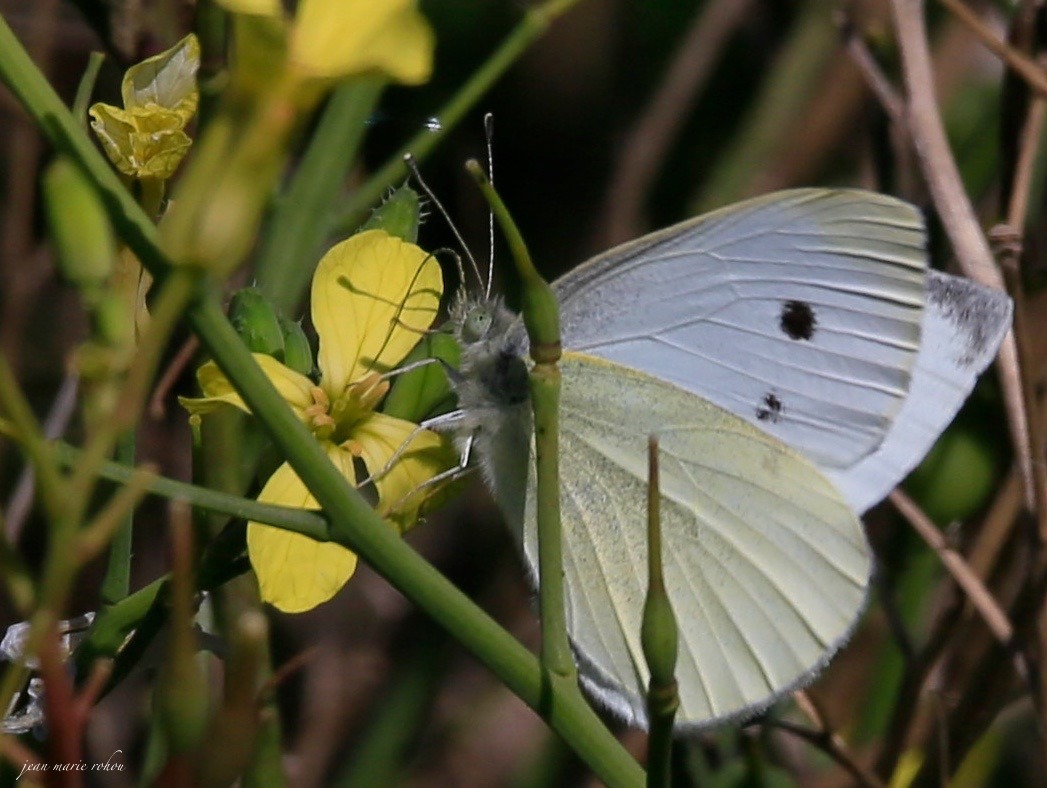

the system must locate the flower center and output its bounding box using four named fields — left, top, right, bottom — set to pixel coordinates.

left=322, top=372, right=390, bottom=447
left=303, top=386, right=336, bottom=440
